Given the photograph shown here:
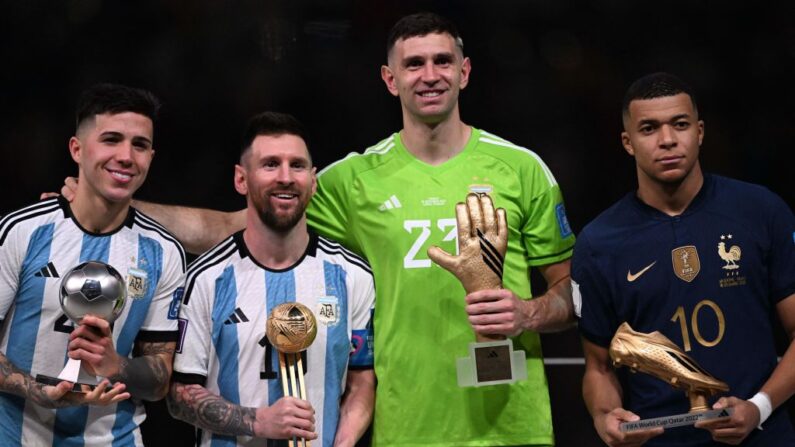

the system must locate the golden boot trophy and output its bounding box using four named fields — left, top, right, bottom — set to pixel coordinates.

left=610, top=322, right=733, bottom=431
left=428, top=193, right=527, bottom=387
